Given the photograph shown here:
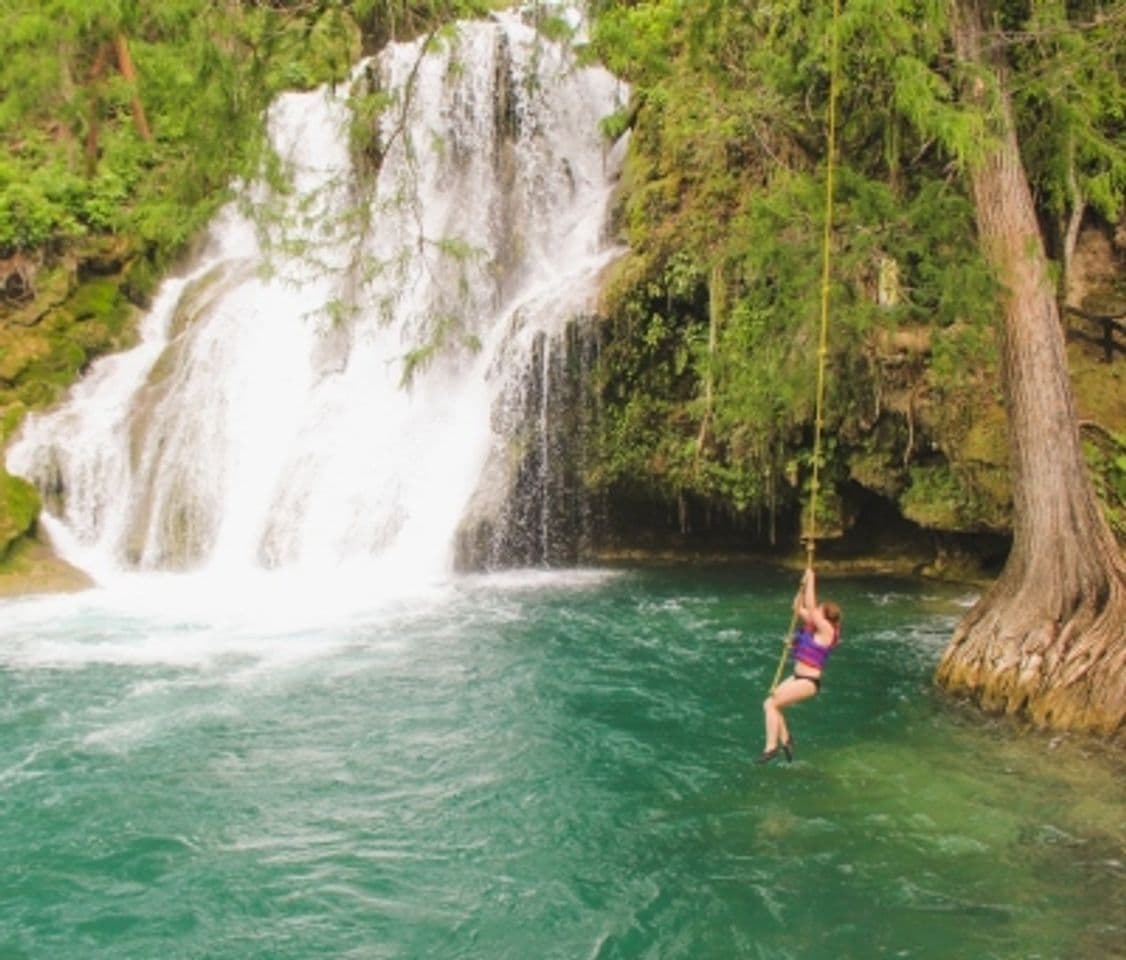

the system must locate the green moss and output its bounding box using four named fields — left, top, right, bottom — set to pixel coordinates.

left=0, top=534, right=91, bottom=594
left=60, top=277, right=131, bottom=344
left=0, top=329, right=52, bottom=383
left=959, top=406, right=1009, bottom=466
left=900, top=463, right=1010, bottom=533
left=14, top=378, right=62, bottom=409
left=900, top=466, right=963, bottom=529
left=1070, top=341, right=1126, bottom=443
left=1082, top=430, right=1126, bottom=542
left=1, top=264, right=74, bottom=328
left=0, top=467, right=40, bottom=560
left=849, top=450, right=907, bottom=499
left=0, top=403, right=26, bottom=443
left=121, top=255, right=161, bottom=306
left=5, top=277, right=136, bottom=404
left=65, top=277, right=118, bottom=318
left=20, top=338, right=87, bottom=391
